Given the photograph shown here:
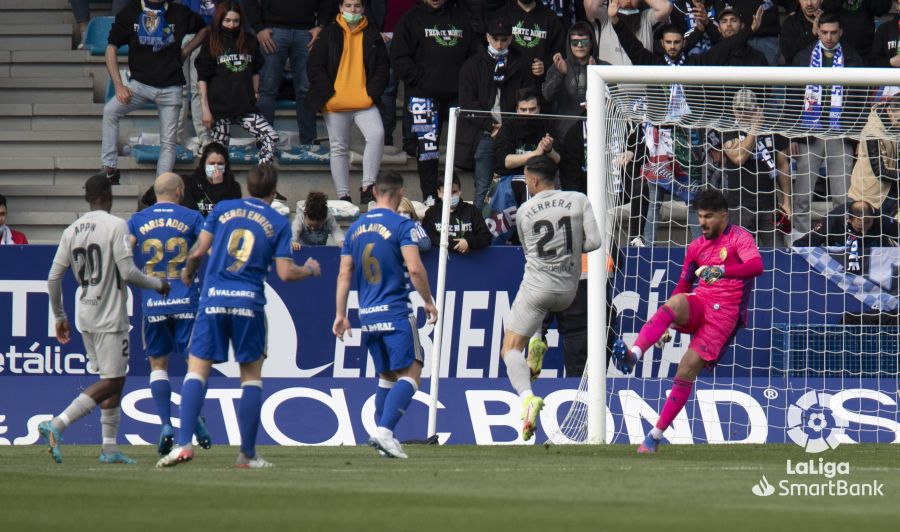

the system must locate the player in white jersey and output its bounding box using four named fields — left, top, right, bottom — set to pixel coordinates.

left=40, top=174, right=170, bottom=464
left=502, top=155, right=602, bottom=440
